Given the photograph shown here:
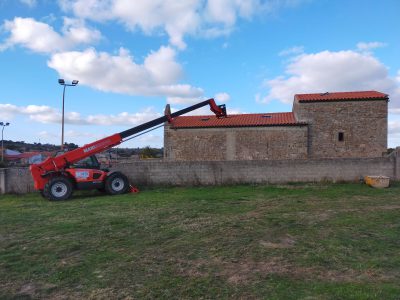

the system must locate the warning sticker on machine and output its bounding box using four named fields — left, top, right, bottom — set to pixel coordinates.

left=76, top=171, right=89, bottom=179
